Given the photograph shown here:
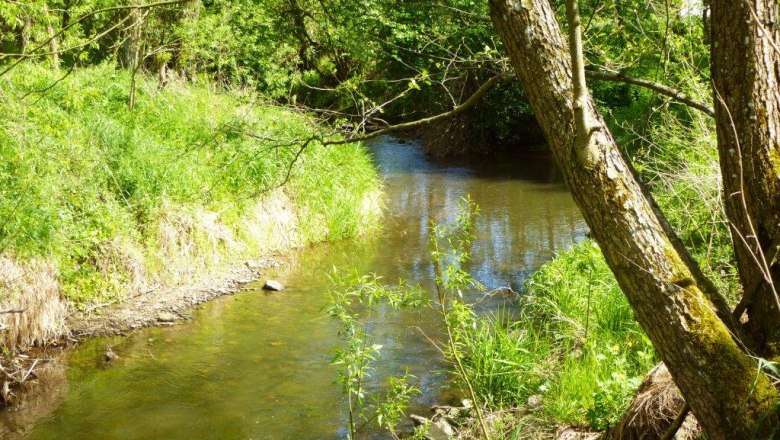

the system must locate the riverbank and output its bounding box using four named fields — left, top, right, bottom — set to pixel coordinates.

left=426, top=105, right=730, bottom=440
left=0, top=64, right=382, bottom=400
